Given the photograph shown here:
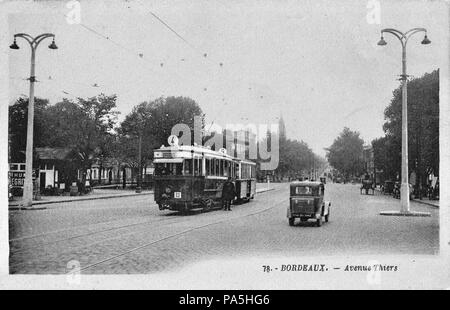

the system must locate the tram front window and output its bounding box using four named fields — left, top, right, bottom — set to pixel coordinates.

left=154, top=163, right=183, bottom=176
